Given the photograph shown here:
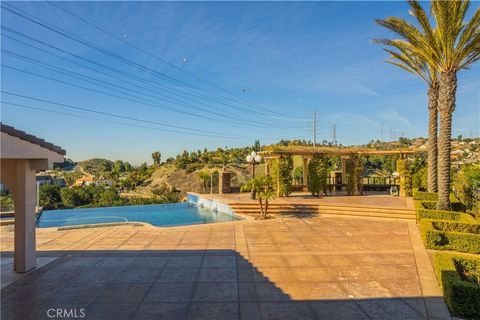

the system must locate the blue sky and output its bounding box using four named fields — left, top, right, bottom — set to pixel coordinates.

left=1, top=1, right=479, bottom=164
